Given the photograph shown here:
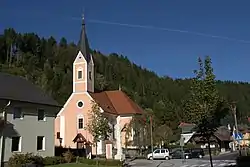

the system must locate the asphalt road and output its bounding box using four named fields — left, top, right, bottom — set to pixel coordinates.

left=127, top=152, right=239, bottom=167
left=129, top=159, right=236, bottom=167
left=203, top=151, right=238, bottom=160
